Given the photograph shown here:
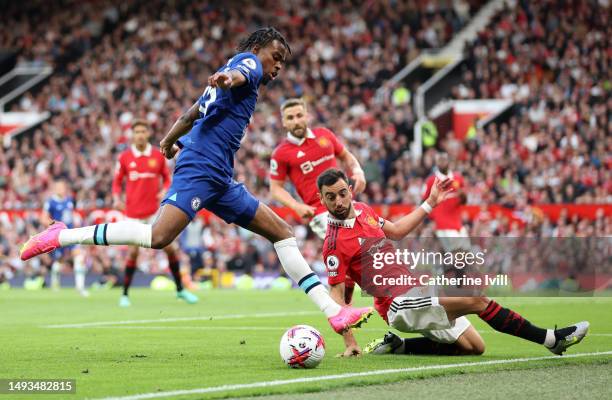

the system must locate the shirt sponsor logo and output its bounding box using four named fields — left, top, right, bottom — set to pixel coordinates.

left=128, top=171, right=158, bottom=181
left=300, top=154, right=335, bottom=174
